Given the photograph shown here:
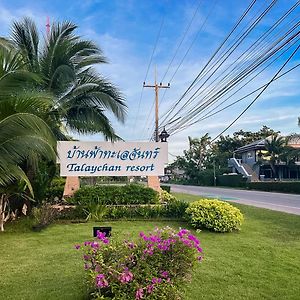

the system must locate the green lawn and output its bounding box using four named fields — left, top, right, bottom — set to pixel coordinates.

left=0, top=193, right=299, bottom=300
